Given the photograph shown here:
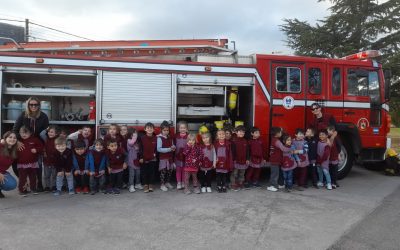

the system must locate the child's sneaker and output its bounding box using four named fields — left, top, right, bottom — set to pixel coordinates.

left=284, top=187, right=291, bottom=193
left=19, top=191, right=28, bottom=197
left=222, top=186, right=227, bottom=193
left=267, top=186, right=278, bottom=192
left=278, top=185, right=285, bottom=189
left=53, top=190, right=61, bottom=196
left=206, top=187, right=212, bottom=193
left=31, top=189, right=39, bottom=195
left=113, top=188, right=120, bottom=195
left=160, top=185, right=168, bottom=192
left=253, top=182, right=261, bottom=188
left=143, top=185, right=149, bottom=193
left=177, top=182, right=182, bottom=190
left=231, top=184, right=240, bottom=192
left=69, top=189, right=75, bottom=195
left=91, top=190, right=96, bottom=195
left=332, top=184, right=337, bottom=189
left=217, top=186, right=222, bottom=193
left=317, top=182, right=324, bottom=187
left=326, top=184, right=333, bottom=190
left=244, top=183, right=251, bottom=189
left=129, top=185, right=136, bottom=193
left=148, top=185, right=154, bottom=192
left=105, top=188, right=113, bottom=194
left=83, top=186, right=90, bottom=194
left=201, top=187, right=207, bottom=193
left=165, top=183, right=174, bottom=189
left=194, top=187, right=201, bottom=194
left=135, top=184, right=144, bottom=190
left=75, top=187, right=82, bottom=194
left=184, top=189, right=191, bottom=195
